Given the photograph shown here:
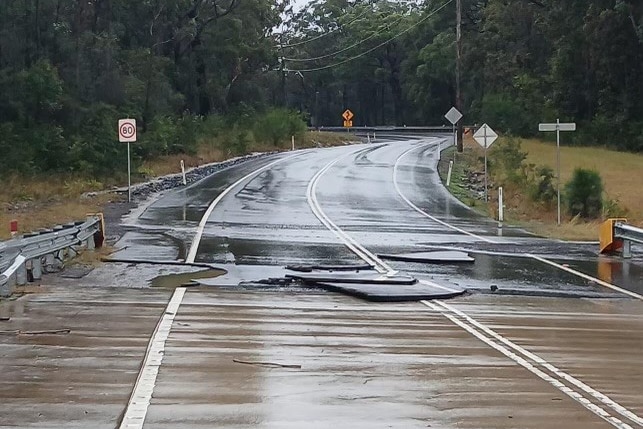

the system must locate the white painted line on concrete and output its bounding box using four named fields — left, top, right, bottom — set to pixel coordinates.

left=187, top=154, right=299, bottom=263
left=433, top=300, right=643, bottom=426
left=529, top=254, right=643, bottom=301
left=119, top=287, right=186, bottom=429
left=421, top=300, right=637, bottom=429
left=393, top=143, right=498, bottom=244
